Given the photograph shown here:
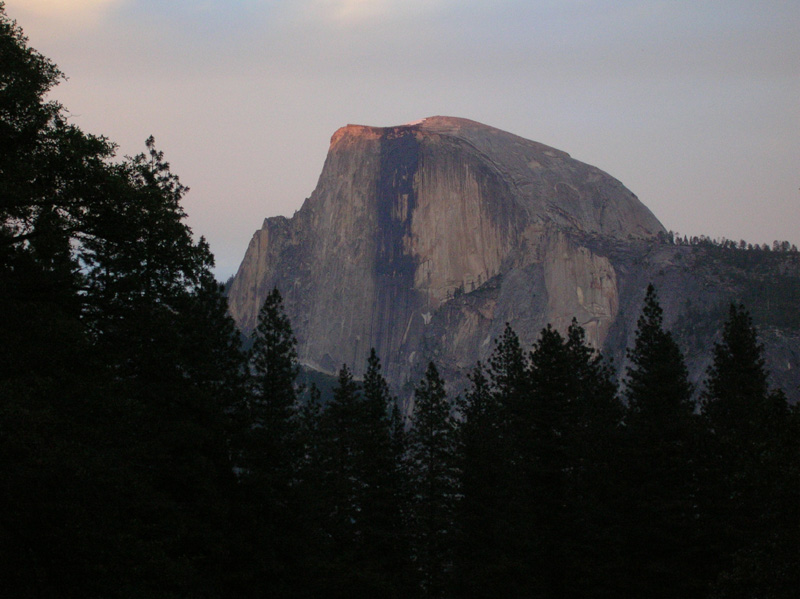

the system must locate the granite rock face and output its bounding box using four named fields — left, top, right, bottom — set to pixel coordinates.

left=228, top=116, right=662, bottom=384
left=228, top=116, right=800, bottom=401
